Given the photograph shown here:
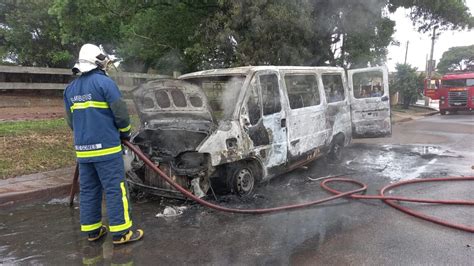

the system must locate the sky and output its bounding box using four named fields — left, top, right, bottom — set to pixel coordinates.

left=387, top=0, right=474, bottom=72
